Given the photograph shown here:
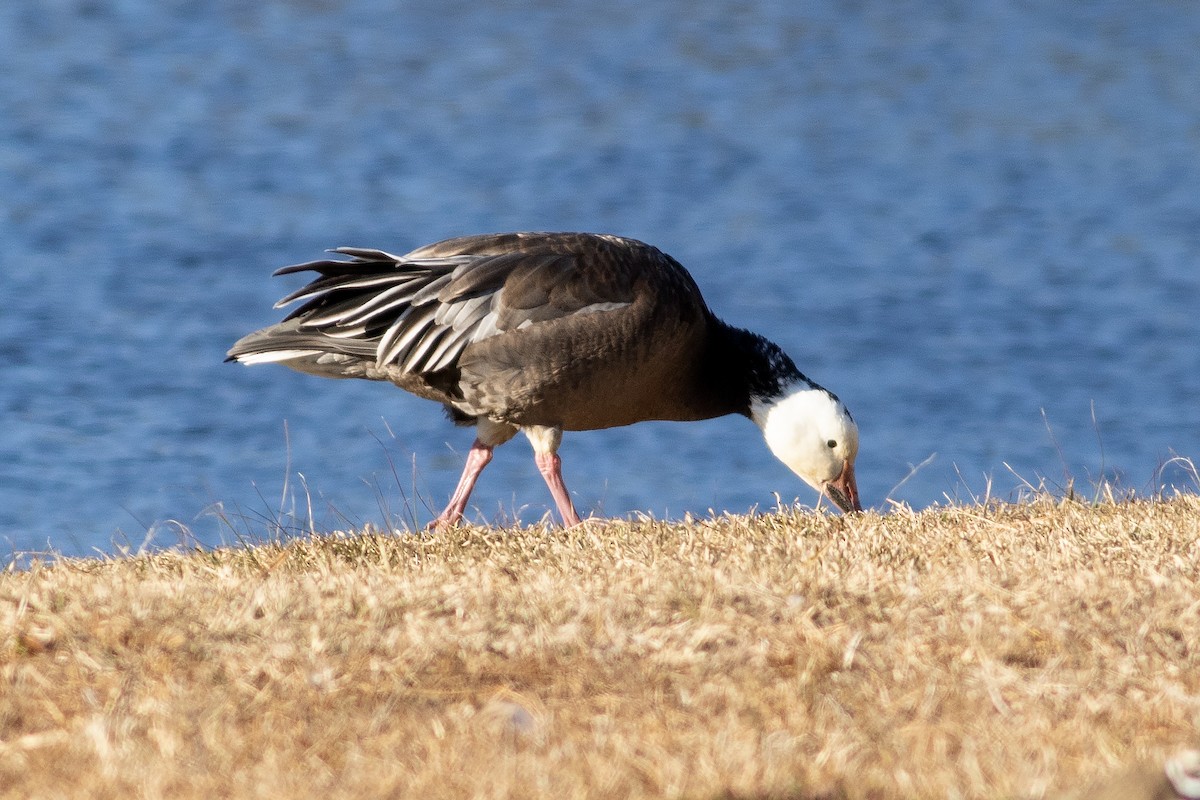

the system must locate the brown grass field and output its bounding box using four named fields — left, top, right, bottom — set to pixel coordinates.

left=2, top=497, right=1198, bottom=799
